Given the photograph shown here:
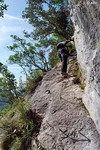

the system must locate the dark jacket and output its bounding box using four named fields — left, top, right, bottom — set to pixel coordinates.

left=57, top=40, right=70, bottom=50
left=57, top=40, right=73, bottom=56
